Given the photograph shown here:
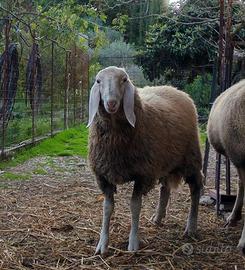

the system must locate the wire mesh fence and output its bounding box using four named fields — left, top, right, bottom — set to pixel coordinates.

left=0, top=21, right=89, bottom=158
